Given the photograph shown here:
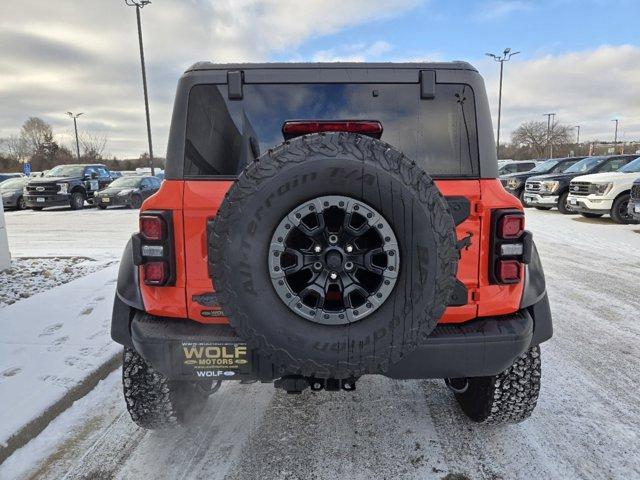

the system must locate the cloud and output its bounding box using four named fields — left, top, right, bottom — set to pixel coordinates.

left=0, top=0, right=423, bottom=158
left=311, top=41, right=394, bottom=62
left=479, top=45, right=640, bottom=143
left=474, top=1, right=533, bottom=21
